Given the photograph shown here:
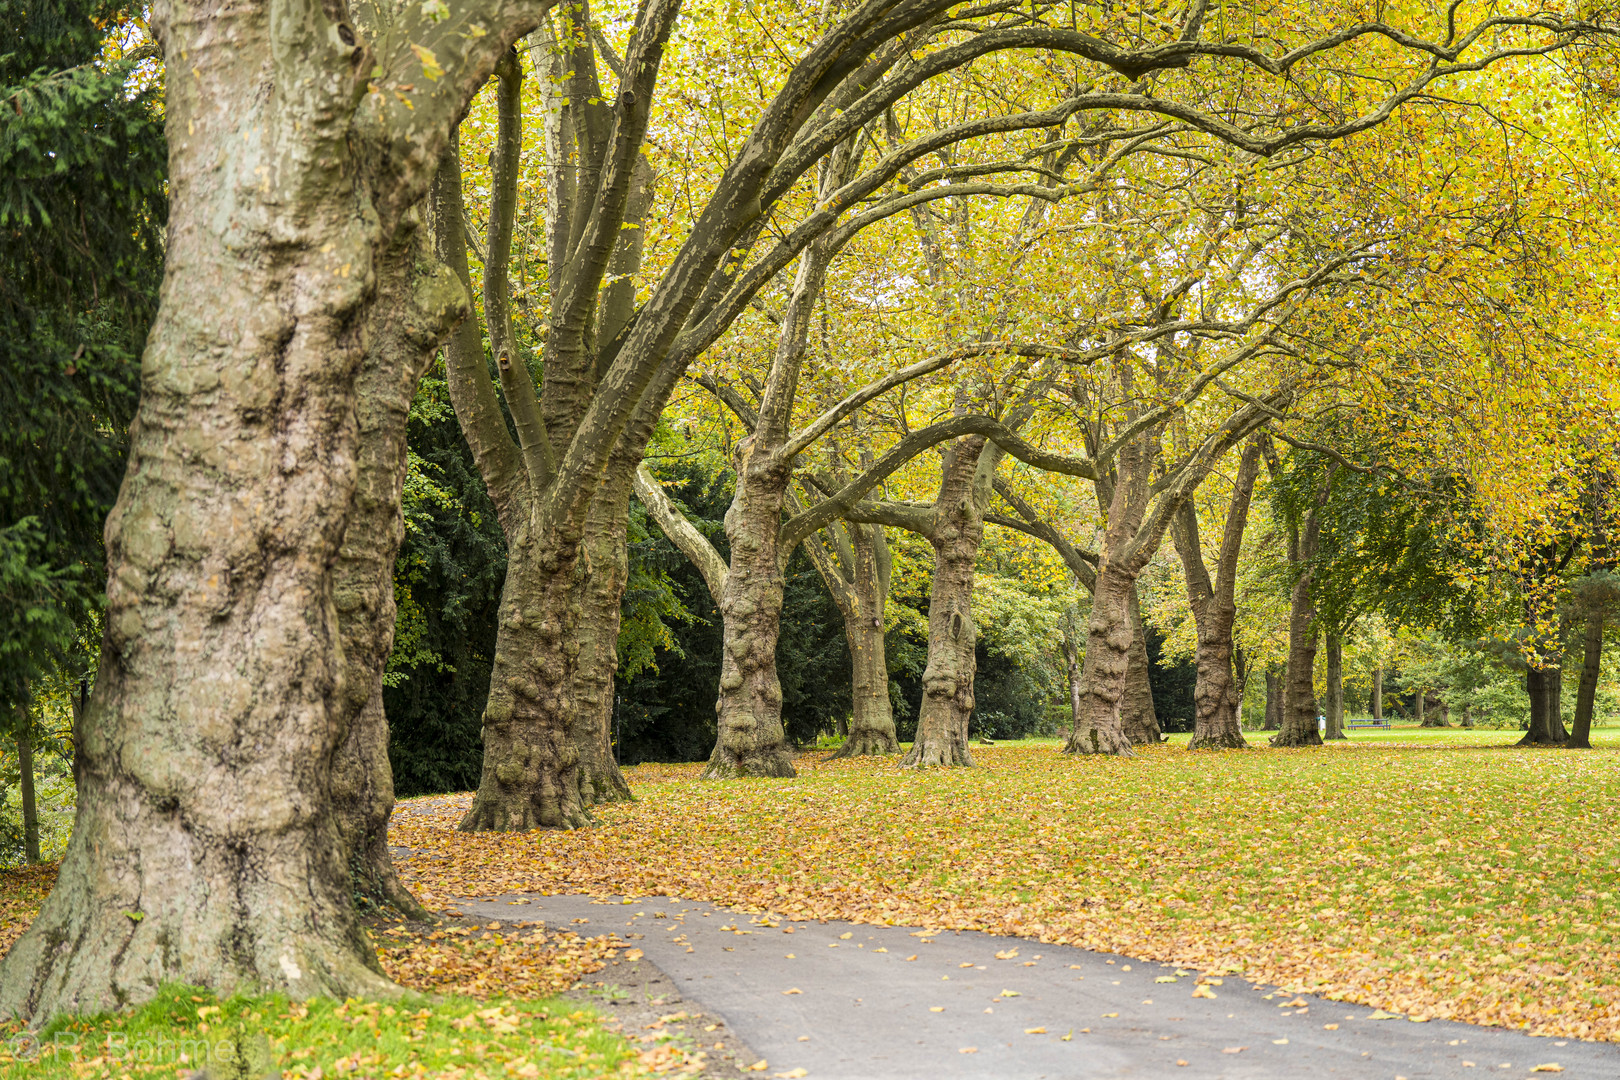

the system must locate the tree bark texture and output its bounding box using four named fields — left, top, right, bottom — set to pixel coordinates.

left=0, top=0, right=442, bottom=1012
left=571, top=463, right=635, bottom=804
left=1173, top=439, right=1261, bottom=750
left=1323, top=632, right=1346, bottom=740
left=1272, top=563, right=1325, bottom=746
left=1569, top=614, right=1604, bottom=748
left=810, top=521, right=899, bottom=758
left=16, top=710, right=39, bottom=864
left=330, top=209, right=462, bottom=917
left=1066, top=559, right=1140, bottom=756
left=1121, top=590, right=1161, bottom=745
left=1520, top=664, right=1569, bottom=746
left=1263, top=668, right=1283, bottom=730
left=901, top=440, right=986, bottom=768
left=704, top=438, right=798, bottom=779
